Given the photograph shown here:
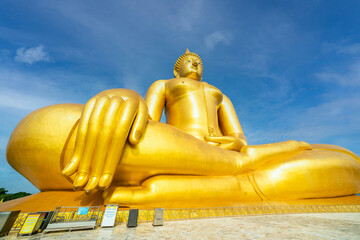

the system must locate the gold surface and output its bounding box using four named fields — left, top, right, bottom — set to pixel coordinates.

left=5, top=49, right=360, bottom=210
left=0, top=191, right=103, bottom=212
